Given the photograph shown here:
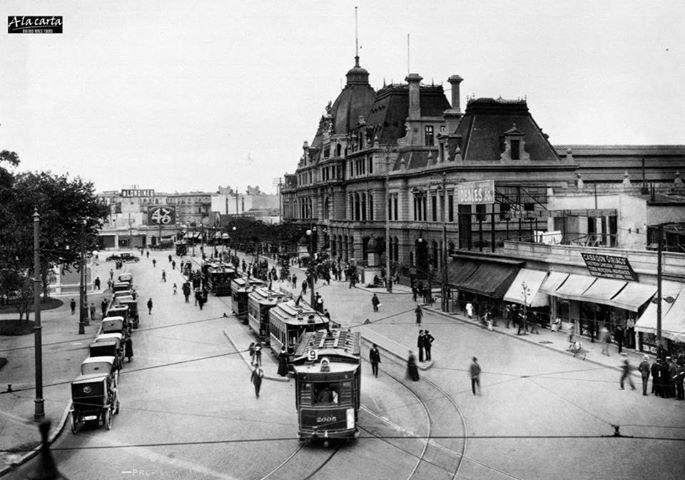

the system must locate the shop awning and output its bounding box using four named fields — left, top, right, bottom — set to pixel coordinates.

left=221, top=233, right=230, bottom=240
left=539, top=271, right=569, bottom=295
left=610, top=282, right=657, bottom=312
left=635, top=281, right=685, bottom=336
left=455, top=263, right=520, bottom=298
left=503, top=269, right=549, bottom=307
left=547, top=274, right=596, bottom=302
left=447, top=258, right=480, bottom=286
left=581, top=278, right=627, bottom=307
